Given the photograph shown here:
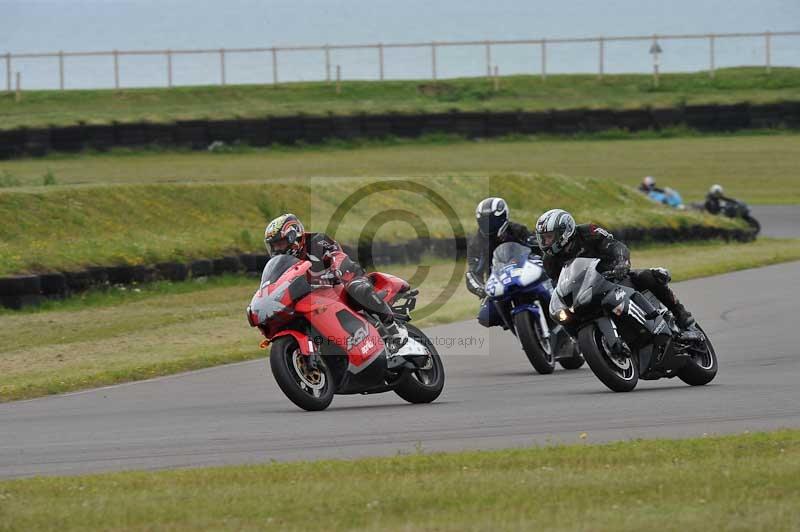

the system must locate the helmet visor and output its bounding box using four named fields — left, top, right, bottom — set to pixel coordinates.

left=536, top=230, right=557, bottom=250
left=267, top=237, right=290, bottom=255
left=478, top=215, right=506, bottom=236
